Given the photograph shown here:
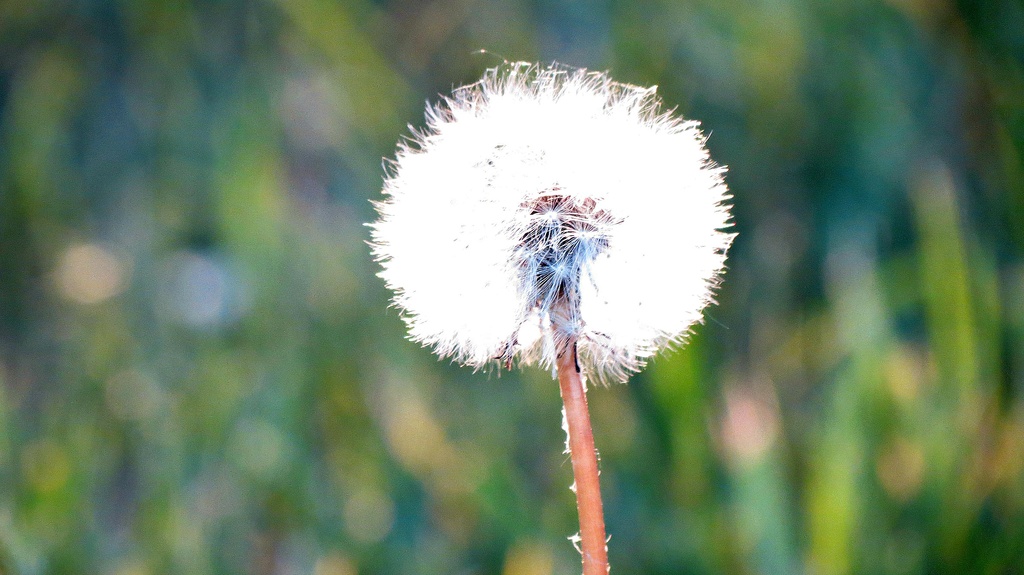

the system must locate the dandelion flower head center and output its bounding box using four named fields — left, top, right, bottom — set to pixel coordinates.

left=507, top=192, right=616, bottom=363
